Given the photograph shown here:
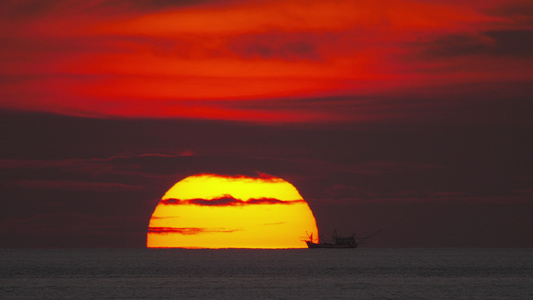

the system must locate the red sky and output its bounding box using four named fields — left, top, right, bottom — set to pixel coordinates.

left=1, top=0, right=531, bottom=122
left=1, top=0, right=532, bottom=248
